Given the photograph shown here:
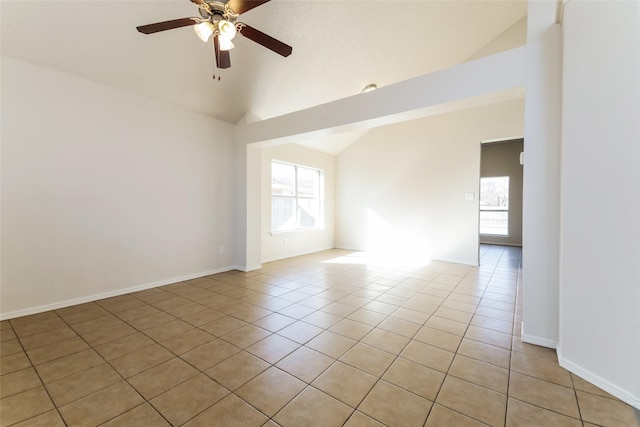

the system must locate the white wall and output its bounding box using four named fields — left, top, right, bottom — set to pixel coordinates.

left=336, top=99, right=524, bottom=266
left=261, top=144, right=335, bottom=263
left=558, top=0, right=640, bottom=408
left=1, top=57, right=236, bottom=318
left=521, top=0, right=562, bottom=348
